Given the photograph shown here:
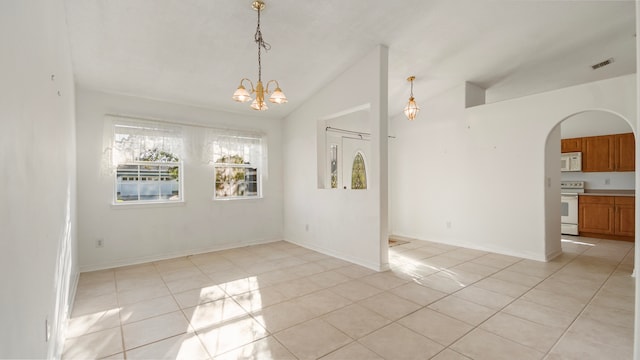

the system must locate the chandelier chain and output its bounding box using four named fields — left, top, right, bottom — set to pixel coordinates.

left=410, top=78, right=414, bottom=98
left=254, top=7, right=271, bottom=82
